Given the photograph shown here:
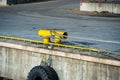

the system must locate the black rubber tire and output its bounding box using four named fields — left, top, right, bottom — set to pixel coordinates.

left=44, top=66, right=59, bottom=80
left=27, top=66, right=59, bottom=80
